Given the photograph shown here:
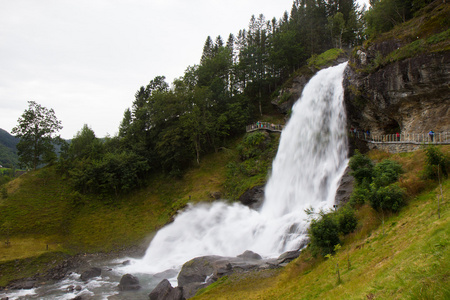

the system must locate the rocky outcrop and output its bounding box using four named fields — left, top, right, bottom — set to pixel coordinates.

left=335, top=167, right=354, bottom=206
left=344, top=51, right=450, bottom=137
left=149, top=250, right=301, bottom=299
